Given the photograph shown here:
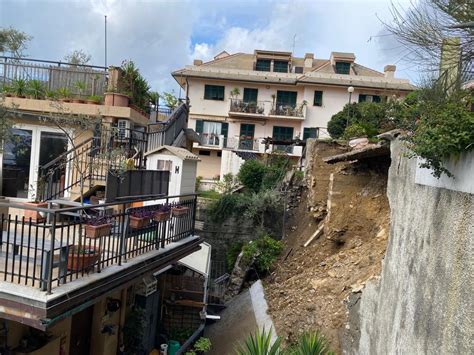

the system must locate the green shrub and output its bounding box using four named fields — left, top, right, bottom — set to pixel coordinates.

left=286, top=332, right=334, bottom=355
left=342, top=123, right=367, bottom=139
left=235, top=328, right=282, bottom=355
left=242, top=235, right=283, bottom=274
left=238, top=159, right=267, bottom=193
left=227, top=241, right=244, bottom=270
